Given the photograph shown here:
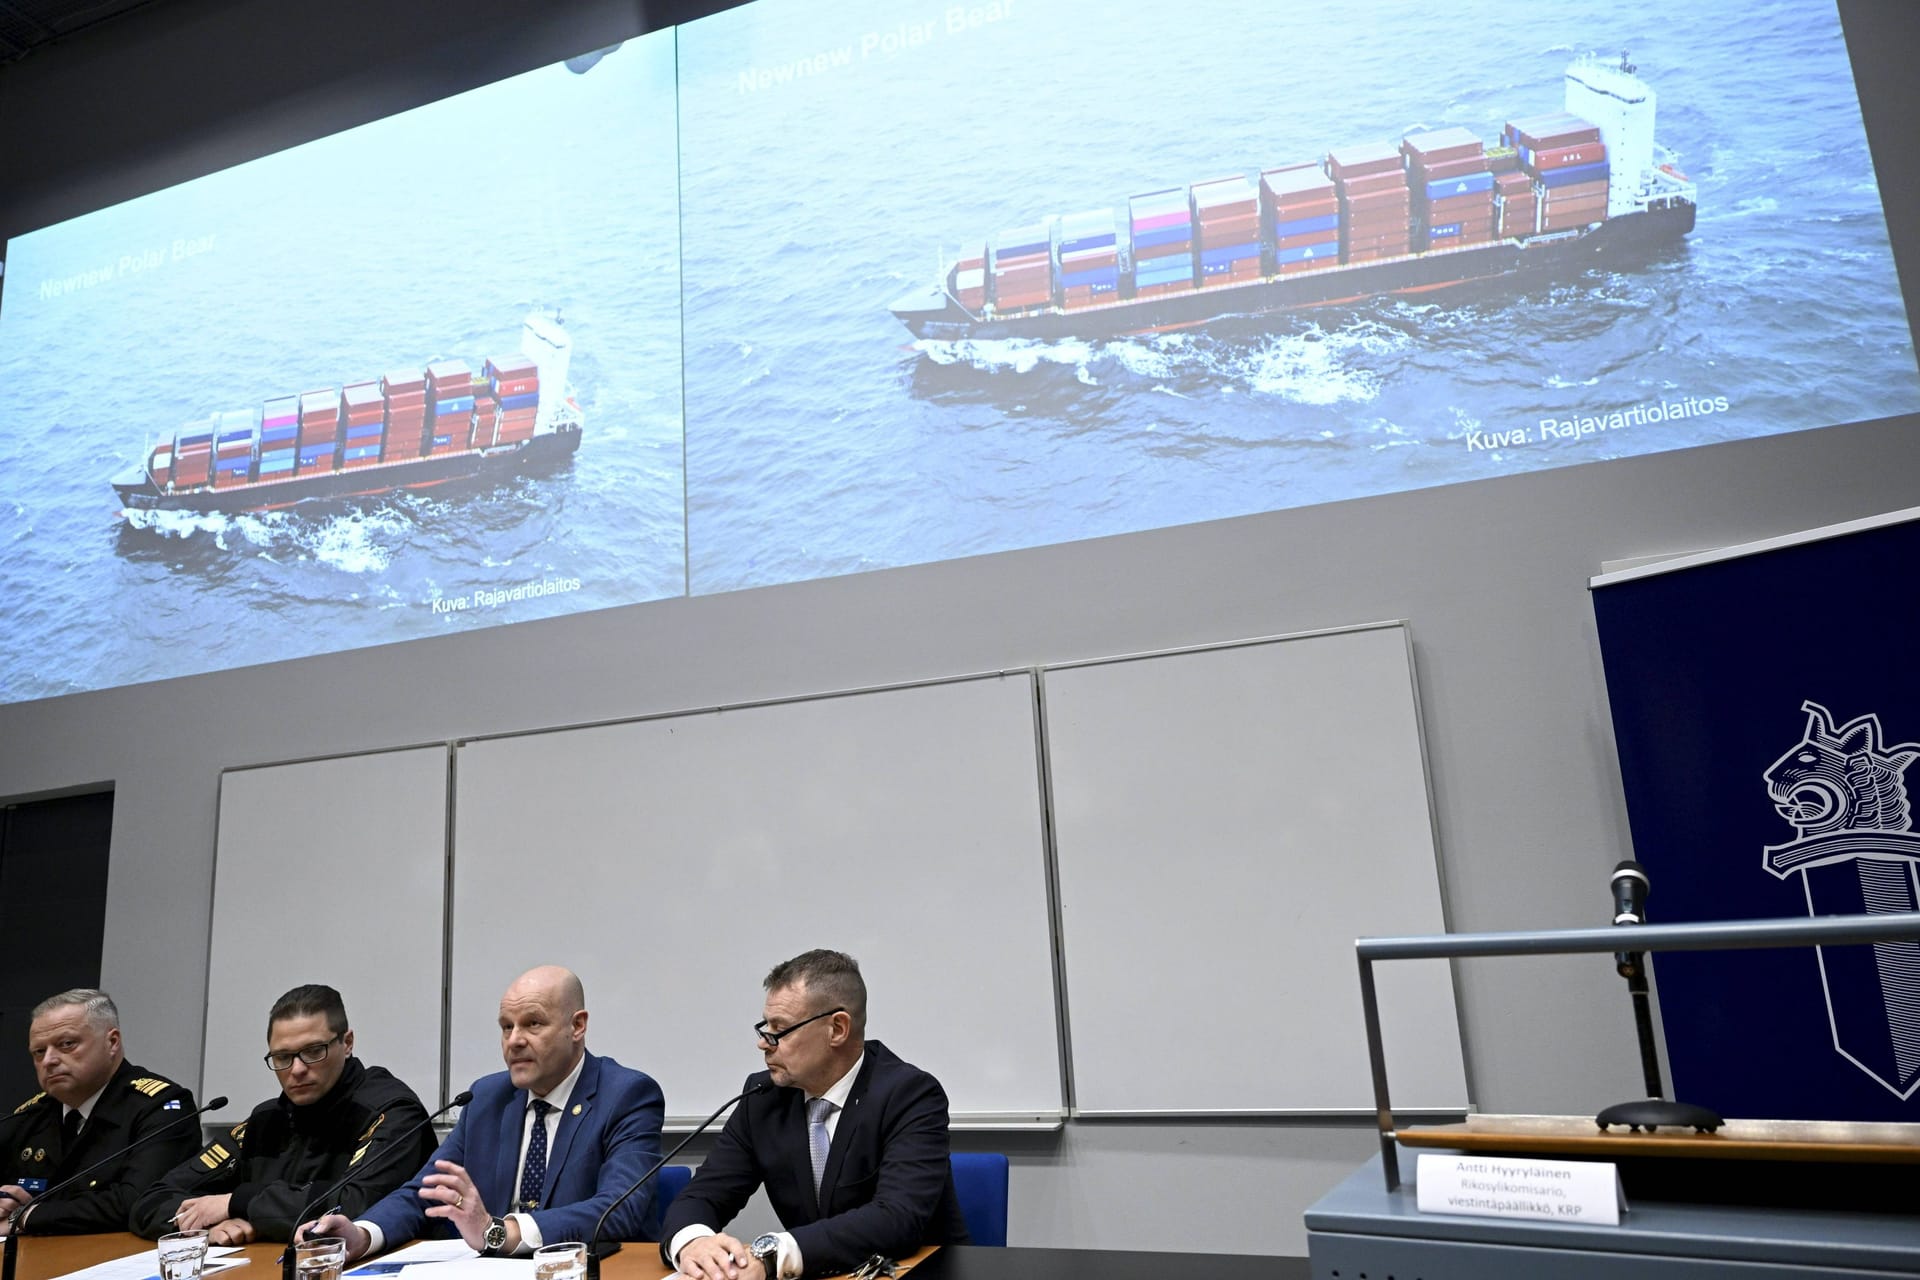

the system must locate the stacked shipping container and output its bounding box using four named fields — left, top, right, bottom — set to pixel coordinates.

left=1057, top=209, right=1119, bottom=311
left=340, top=382, right=385, bottom=470
left=1506, top=112, right=1610, bottom=232
left=992, top=222, right=1053, bottom=311
left=1130, top=188, right=1194, bottom=298
left=297, top=391, right=340, bottom=476
left=382, top=370, right=427, bottom=462
left=1260, top=165, right=1339, bottom=275
left=953, top=244, right=988, bottom=312
left=1327, top=142, right=1410, bottom=263
left=1190, top=177, right=1261, bottom=287
left=425, top=361, right=475, bottom=457
left=482, top=355, right=541, bottom=446
left=172, top=418, right=213, bottom=488
left=259, top=396, right=298, bottom=481
left=1402, top=127, right=1494, bottom=251
left=213, top=410, right=255, bottom=489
